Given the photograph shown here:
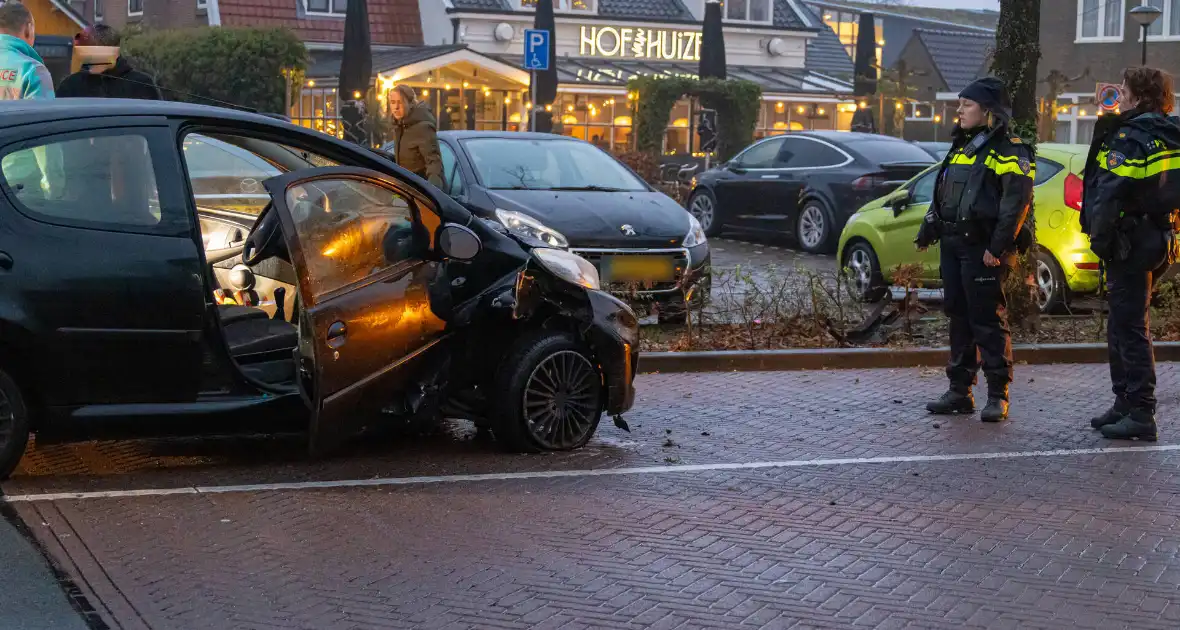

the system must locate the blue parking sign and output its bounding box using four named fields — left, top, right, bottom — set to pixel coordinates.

left=523, top=29, right=550, bottom=71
